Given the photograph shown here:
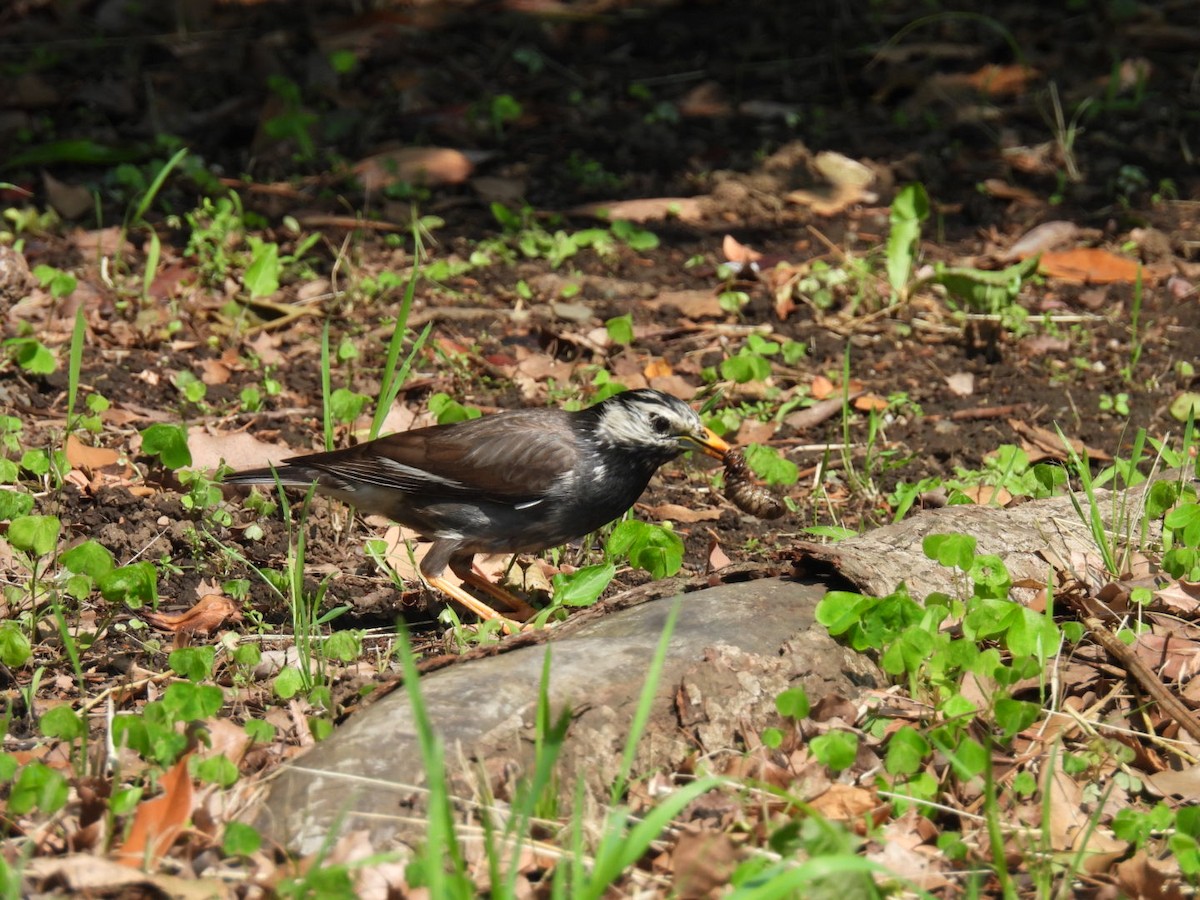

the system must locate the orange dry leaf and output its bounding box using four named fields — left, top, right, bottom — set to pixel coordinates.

left=643, top=358, right=673, bottom=379
left=811, top=376, right=865, bottom=401
left=1038, top=248, right=1143, bottom=284
left=142, top=595, right=241, bottom=636
left=352, top=147, right=474, bottom=191
left=722, top=234, right=763, bottom=266
left=854, top=393, right=888, bottom=412
left=65, top=435, right=120, bottom=470
left=569, top=197, right=704, bottom=224
left=808, top=783, right=878, bottom=821
left=963, top=63, right=1037, bottom=96
left=115, top=753, right=195, bottom=868
left=810, top=375, right=835, bottom=400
